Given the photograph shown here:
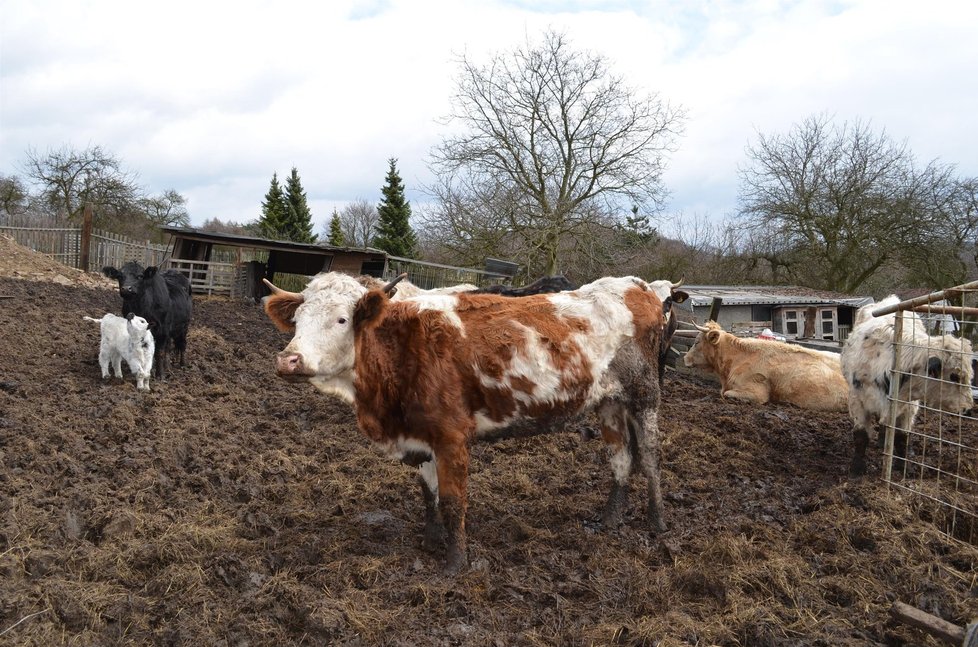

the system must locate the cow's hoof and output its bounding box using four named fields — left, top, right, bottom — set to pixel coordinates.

left=441, top=548, right=467, bottom=577
left=600, top=508, right=624, bottom=529
left=648, top=513, right=667, bottom=534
